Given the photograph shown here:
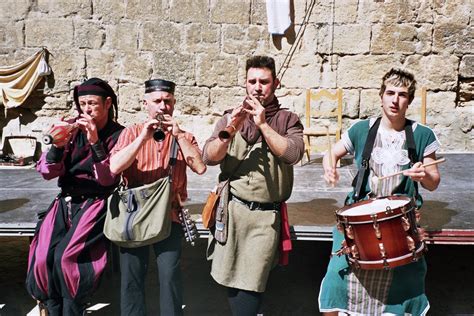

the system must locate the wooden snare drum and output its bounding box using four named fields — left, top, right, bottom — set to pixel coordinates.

left=335, top=196, right=425, bottom=270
